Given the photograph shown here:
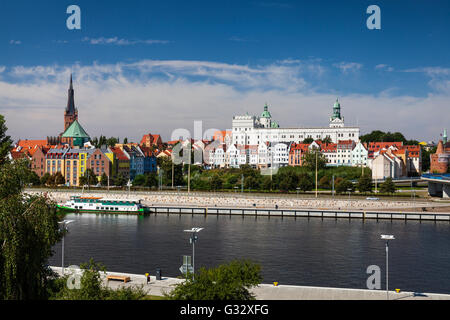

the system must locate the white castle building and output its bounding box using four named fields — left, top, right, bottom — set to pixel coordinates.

left=231, top=99, right=360, bottom=146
